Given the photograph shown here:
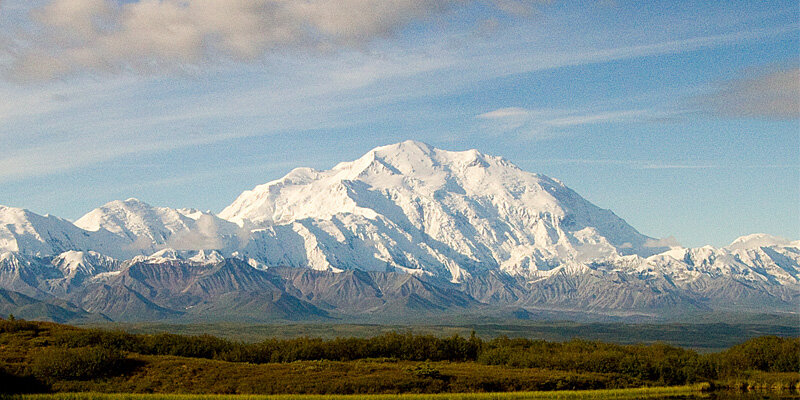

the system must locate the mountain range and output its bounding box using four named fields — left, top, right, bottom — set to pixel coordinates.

left=1, top=141, right=798, bottom=322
